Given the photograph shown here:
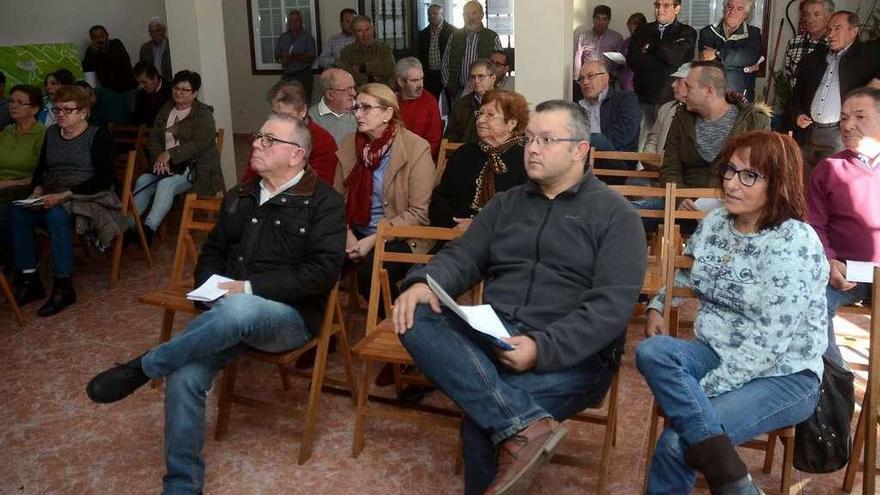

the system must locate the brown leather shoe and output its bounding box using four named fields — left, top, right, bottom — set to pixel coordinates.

left=484, top=418, right=568, bottom=495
